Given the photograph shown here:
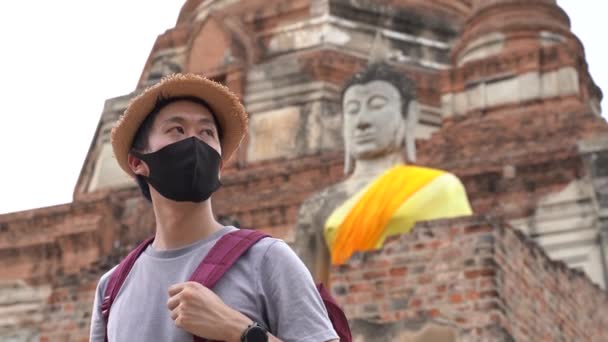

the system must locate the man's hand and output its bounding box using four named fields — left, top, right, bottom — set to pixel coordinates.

left=167, top=281, right=253, bottom=342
